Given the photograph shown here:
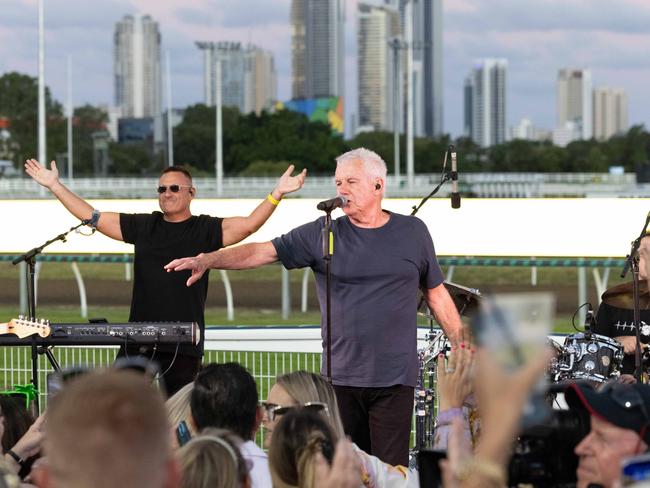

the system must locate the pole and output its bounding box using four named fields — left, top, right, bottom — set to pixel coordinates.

left=66, top=55, right=73, bottom=182
left=166, top=51, right=174, bottom=167
left=38, top=0, right=46, bottom=173
left=391, top=38, right=401, bottom=184
left=405, top=0, right=415, bottom=190
left=215, top=50, right=223, bottom=196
